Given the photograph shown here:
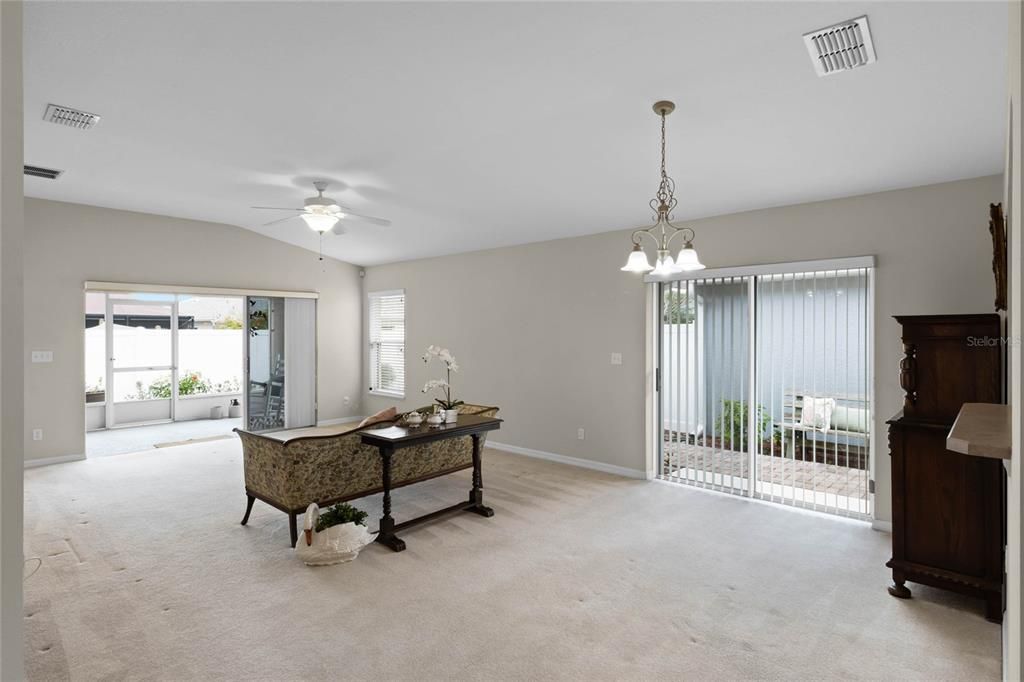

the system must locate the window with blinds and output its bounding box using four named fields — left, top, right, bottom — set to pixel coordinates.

left=368, top=290, right=405, bottom=397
